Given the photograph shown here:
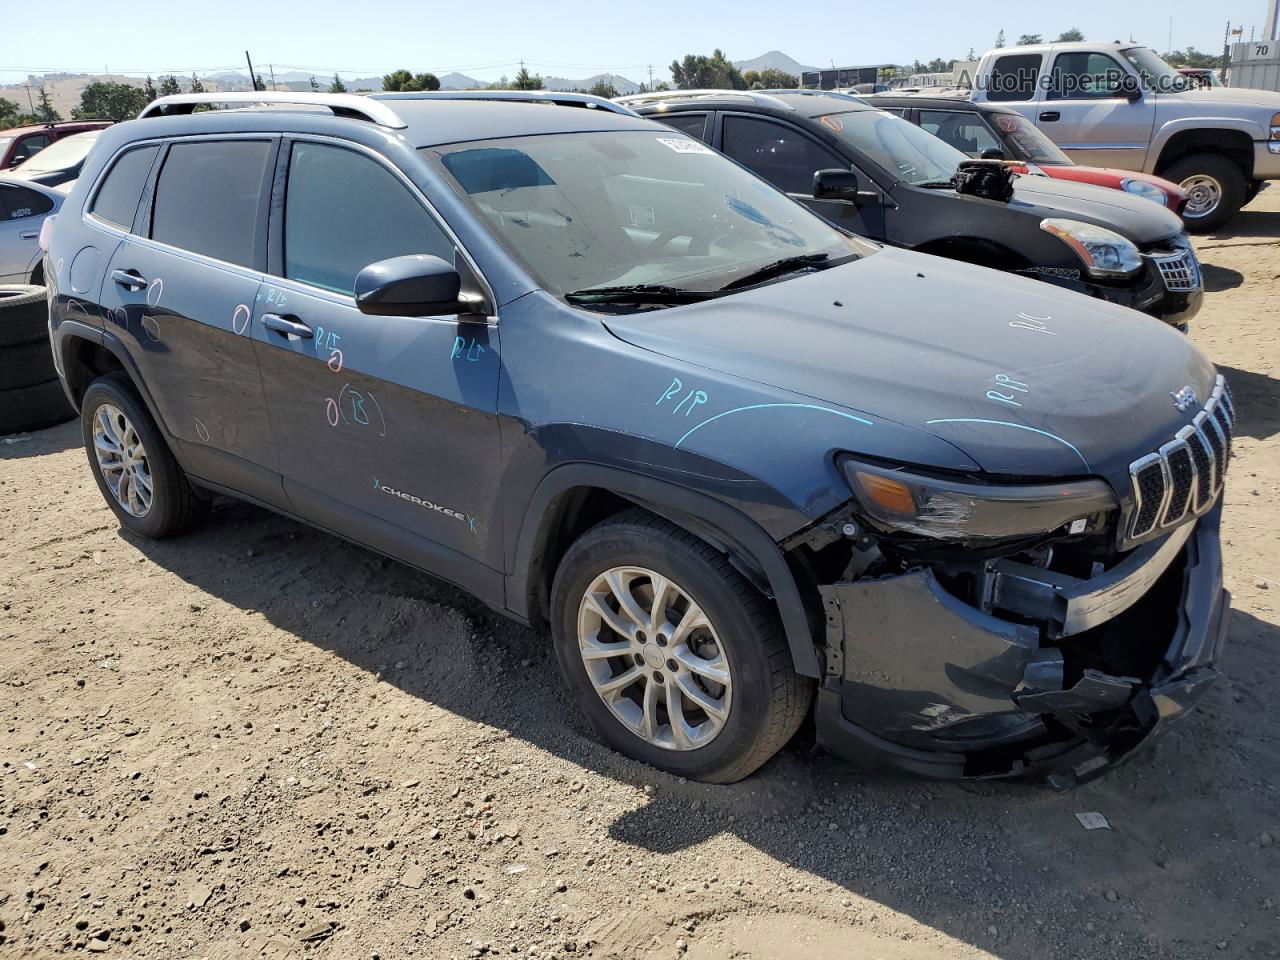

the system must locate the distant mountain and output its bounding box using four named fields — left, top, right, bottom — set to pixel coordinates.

left=544, top=73, right=640, bottom=94
left=437, top=72, right=484, bottom=90
left=733, top=51, right=815, bottom=77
